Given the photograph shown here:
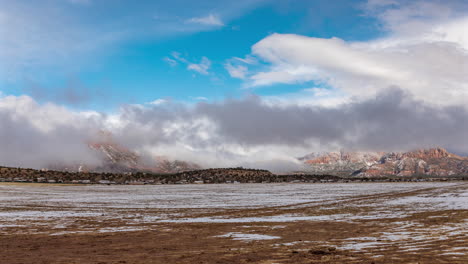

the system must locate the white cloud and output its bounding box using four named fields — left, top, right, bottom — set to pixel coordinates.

left=147, top=99, right=167, bottom=105
left=0, top=1, right=261, bottom=82
left=225, top=63, right=248, bottom=79
left=187, top=57, right=211, bottom=75
left=225, top=55, right=258, bottom=80
left=3, top=88, right=468, bottom=172
left=0, top=95, right=103, bottom=168
left=262, top=88, right=349, bottom=108
left=247, top=1, right=468, bottom=106
left=187, top=14, right=224, bottom=26
left=0, top=94, right=321, bottom=170
left=364, top=0, right=462, bottom=36
left=233, top=55, right=258, bottom=65
left=165, top=52, right=212, bottom=75
left=170, top=51, right=188, bottom=63
left=163, top=57, right=178, bottom=67
left=249, top=66, right=321, bottom=87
